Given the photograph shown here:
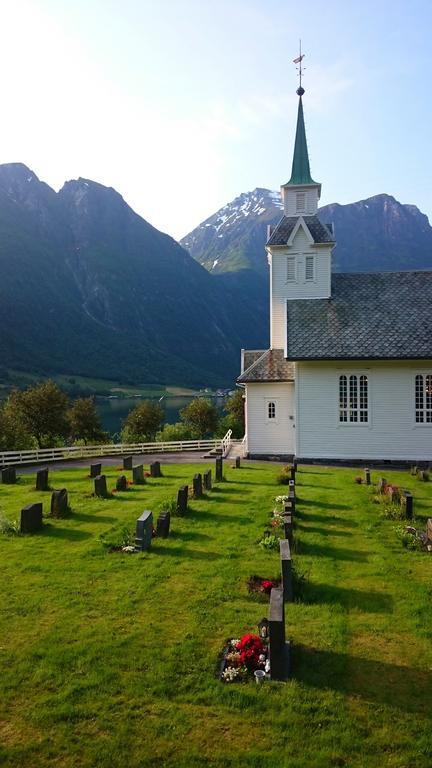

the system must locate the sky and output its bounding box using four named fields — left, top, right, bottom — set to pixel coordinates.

left=0, top=0, right=431, bottom=239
